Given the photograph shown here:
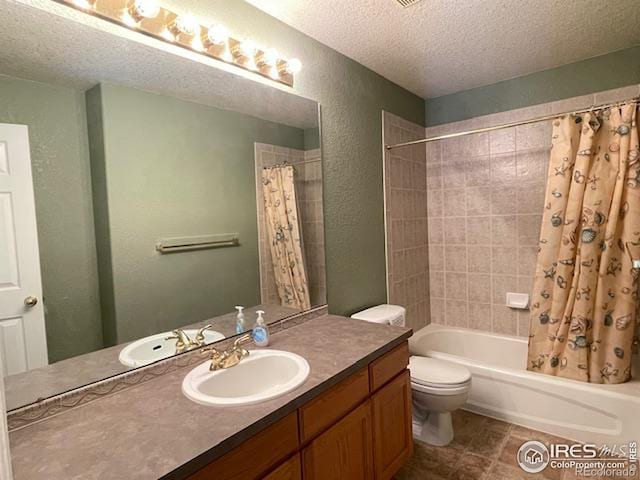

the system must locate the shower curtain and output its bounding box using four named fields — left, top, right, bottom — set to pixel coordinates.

left=527, top=103, right=640, bottom=384
left=261, top=165, right=311, bottom=311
